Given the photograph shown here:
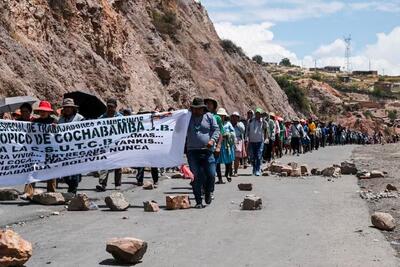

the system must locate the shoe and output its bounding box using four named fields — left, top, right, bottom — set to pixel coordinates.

left=211, top=192, right=215, bottom=200
left=215, top=180, right=225, bottom=184
left=227, top=177, right=232, bottom=182
left=96, top=185, right=106, bottom=192
left=255, top=171, right=261, bottom=176
left=154, top=182, right=159, bottom=186
left=205, top=193, right=212, bottom=204
left=232, top=173, right=238, bottom=177
left=194, top=203, right=205, bottom=209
